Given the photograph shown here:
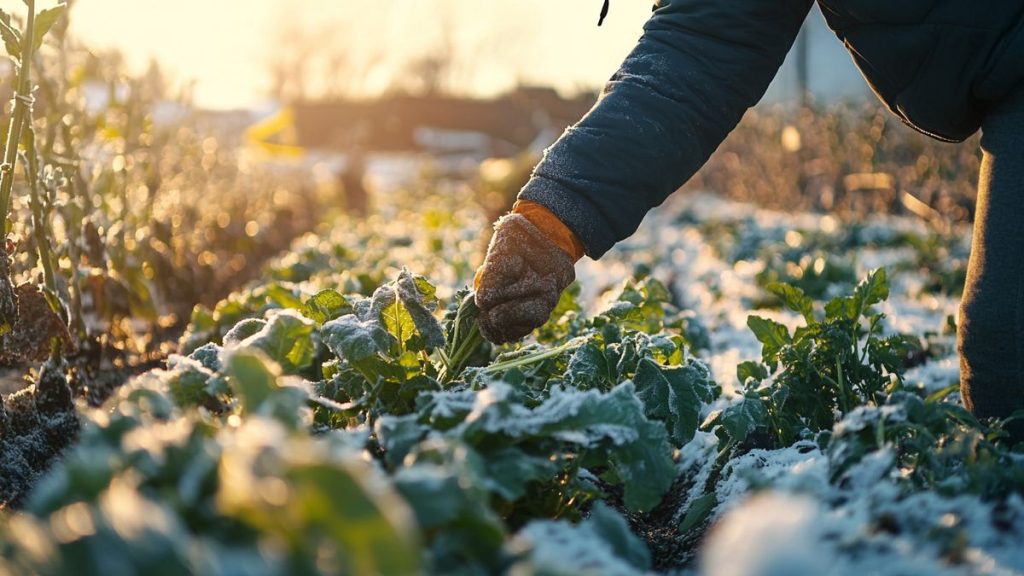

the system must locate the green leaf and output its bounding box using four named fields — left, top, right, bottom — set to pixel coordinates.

left=394, top=269, right=445, bottom=349
left=678, top=492, right=717, bottom=533
left=303, top=289, right=351, bottom=324
left=856, top=267, right=889, bottom=310
left=225, top=350, right=308, bottom=427
left=225, top=349, right=279, bottom=414
left=828, top=268, right=889, bottom=321
left=518, top=502, right=651, bottom=573
left=164, top=357, right=216, bottom=408
left=33, top=5, right=66, bottom=52
left=925, top=383, right=960, bottom=404
left=322, top=314, right=393, bottom=362
left=231, top=309, right=316, bottom=374
left=265, top=283, right=305, bottom=310
left=478, top=446, right=558, bottom=501
left=369, top=269, right=445, bottom=352
left=551, top=281, right=582, bottom=318
left=375, top=414, right=426, bottom=469
left=720, top=395, right=768, bottom=443
left=222, top=317, right=265, bottom=346
left=219, top=425, right=422, bottom=576
left=380, top=295, right=418, bottom=352
left=392, top=442, right=508, bottom=567
left=566, top=340, right=615, bottom=390
left=456, top=381, right=676, bottom=512
left=747, top=315, right=790, bottom=359
left=0, top=11, right=21, bottom=62
left=633, top=357, right=717, bottom=446
left=587, top=502, right=652, bottom=570
left=766, top=282, right=813, bottom=322
left=825, top=295, right=857, bottom=321
left=736, top=360, right=769, bottom=385
left=285, top=464, right=422, bottom=575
